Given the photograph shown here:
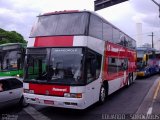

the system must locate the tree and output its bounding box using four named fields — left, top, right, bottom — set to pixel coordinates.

left=0, top=28, right=27, bottom=44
